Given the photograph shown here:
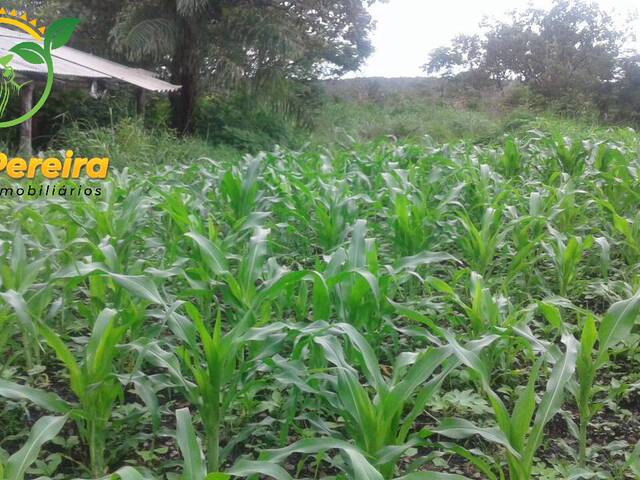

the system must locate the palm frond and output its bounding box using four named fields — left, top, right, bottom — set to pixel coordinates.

left=112, top=18, right=176, bottom=62
left=177, top=0, right=210, bottom=16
